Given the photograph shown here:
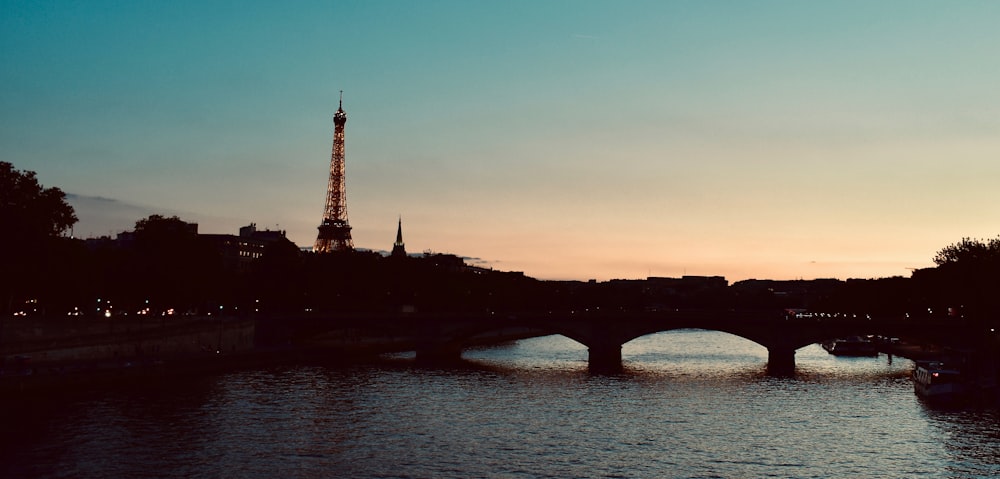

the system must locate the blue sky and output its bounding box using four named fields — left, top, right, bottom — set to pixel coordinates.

left=3, top=1, right=1000, bottom=281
